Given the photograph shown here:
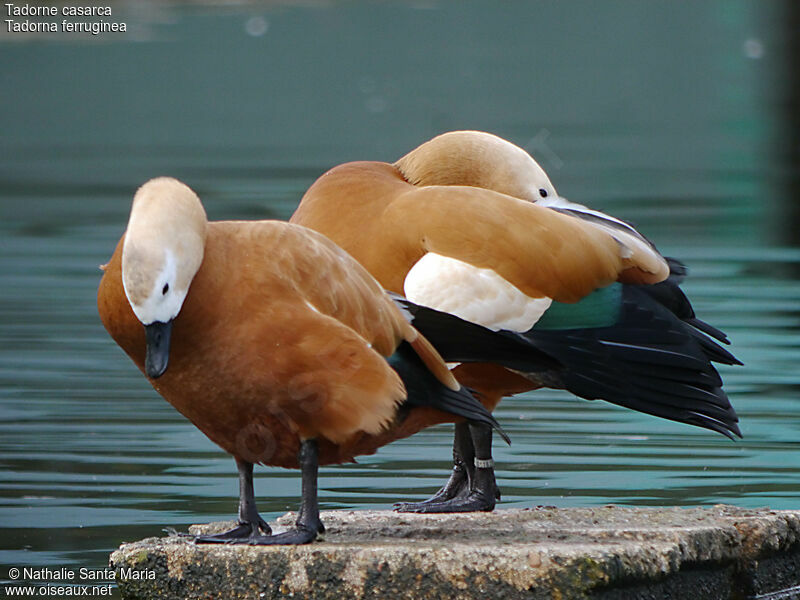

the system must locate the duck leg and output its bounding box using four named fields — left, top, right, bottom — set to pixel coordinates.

left=261, top=437, right=326, bottom=545
left=394, top=421, right=499, bottom=513
left=199, top=439, right=324, bottom=546
left=194, top=458, right=272, bottom=544
left=393, top=422, right=472, bottom=510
